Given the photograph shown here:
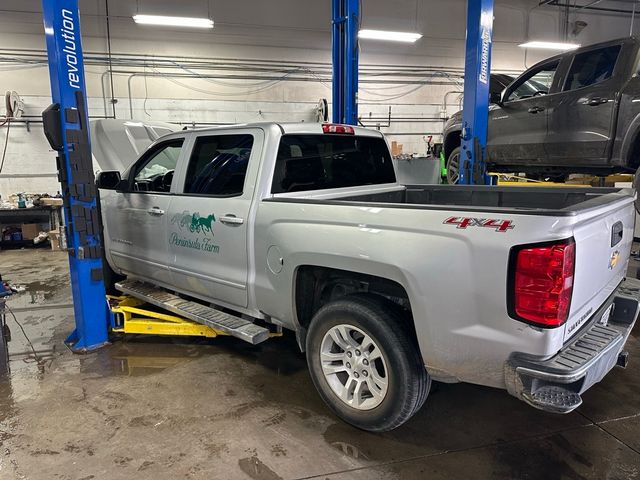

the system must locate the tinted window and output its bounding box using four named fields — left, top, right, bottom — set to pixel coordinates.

left=564, top=45, right=621, bottom=91
left=271, top=134, right=396, bottom=194
left=133, top=139, right=183, bottom=193
left=183, top=135, right=254, bottom=196
left=506, top=61, right=559, bottom=102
